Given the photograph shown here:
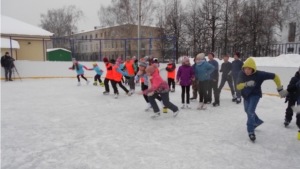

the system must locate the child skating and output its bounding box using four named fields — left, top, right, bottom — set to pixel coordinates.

left=176, top=57, right=195, bottom=109
left=139, top=64, right=179, bottom=118
left=88, top=62, right=104, bottom=87
left=69, top=60, right=90, bottom=86
left=237, top=57, right=288, bottom=142
left=111, top=57, right=131, bottom=98
left=103, top=57, right=114, bottom=95
left=166, top=59, right=176, bottom=92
